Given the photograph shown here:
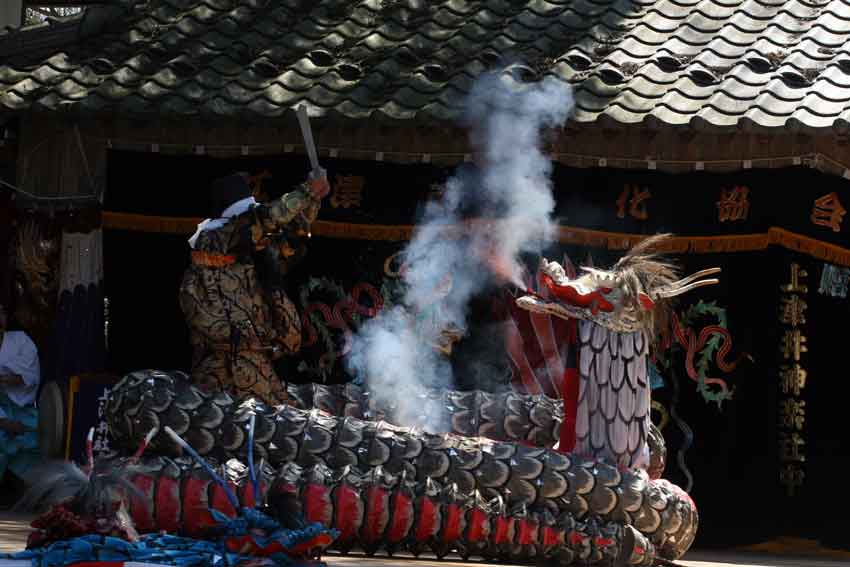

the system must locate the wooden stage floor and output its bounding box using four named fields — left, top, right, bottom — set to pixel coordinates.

left=1, top=513, right=848, bottom=567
